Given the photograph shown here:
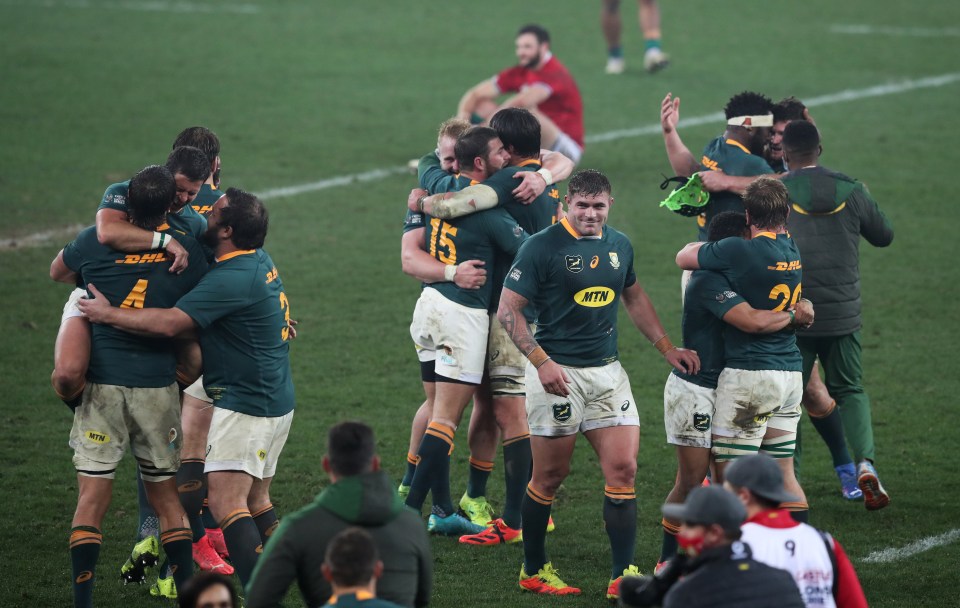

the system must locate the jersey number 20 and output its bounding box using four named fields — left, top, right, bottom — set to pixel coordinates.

left=768, top=283, right=802, bottom=311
